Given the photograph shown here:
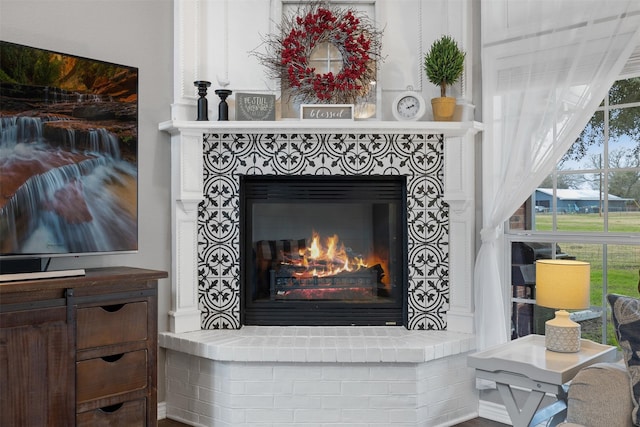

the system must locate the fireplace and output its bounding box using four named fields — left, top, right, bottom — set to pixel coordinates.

left=160, top=120, right=481, bottom=427
left=157, top=123, right=480, bottom=332
left=241, top=175, right=407, bottom=326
